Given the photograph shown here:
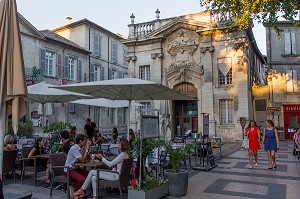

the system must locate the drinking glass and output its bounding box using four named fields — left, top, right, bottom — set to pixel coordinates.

left=91, top=154, right=95, bottom=163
